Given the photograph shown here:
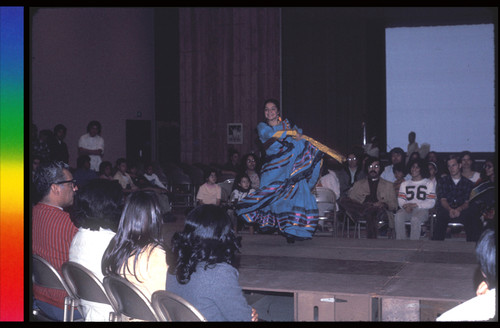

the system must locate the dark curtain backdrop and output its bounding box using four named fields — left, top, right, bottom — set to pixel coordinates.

left=179, top=8, right=281, bottom=165
left=282, top=8, right=387, bottom=157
